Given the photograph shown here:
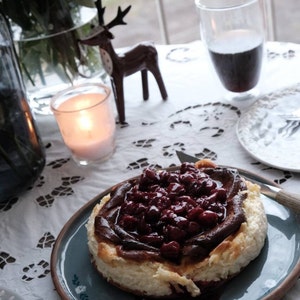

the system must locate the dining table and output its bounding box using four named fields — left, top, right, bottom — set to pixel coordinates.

left=1, top=40, right=300, bottom=300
